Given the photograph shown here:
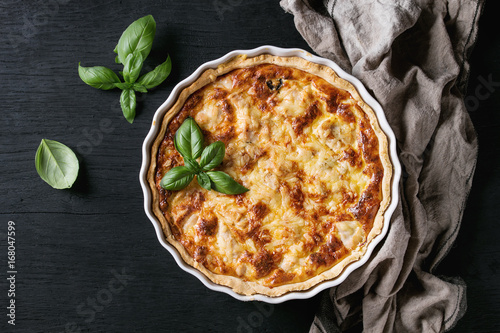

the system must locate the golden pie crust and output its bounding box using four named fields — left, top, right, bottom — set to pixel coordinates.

left=147, top=54, right=392, bottom=297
